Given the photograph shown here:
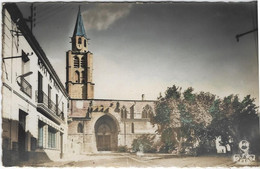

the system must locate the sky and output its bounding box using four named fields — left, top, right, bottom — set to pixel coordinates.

left=17, top=1, right=258, bottom=104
